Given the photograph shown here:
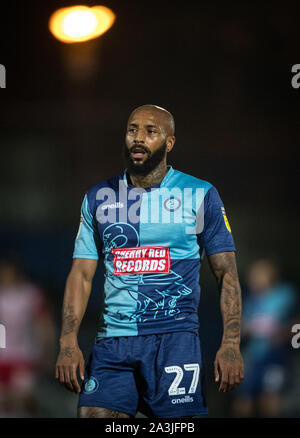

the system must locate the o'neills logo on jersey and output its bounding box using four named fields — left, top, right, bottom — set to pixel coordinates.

left=111, top=246, right=170, bottom=275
